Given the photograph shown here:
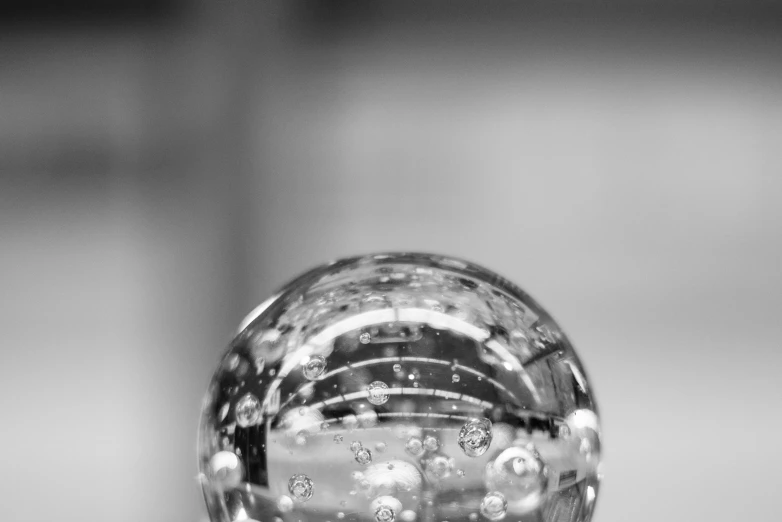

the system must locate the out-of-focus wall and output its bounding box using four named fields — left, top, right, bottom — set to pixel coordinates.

left=0, top=3, right=265, bottom=522
left=248, top=4, right=782, bottom=522
left=1, top=2, right=781, bottom=522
